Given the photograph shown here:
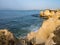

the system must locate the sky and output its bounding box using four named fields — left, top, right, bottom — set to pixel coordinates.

left=0, top=0, right=60, bottom=10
